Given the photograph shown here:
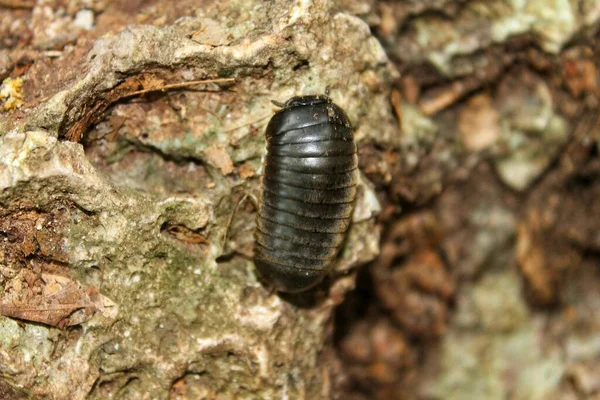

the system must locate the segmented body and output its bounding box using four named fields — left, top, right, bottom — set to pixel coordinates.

left=254, top=95, right=358, bottom=293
